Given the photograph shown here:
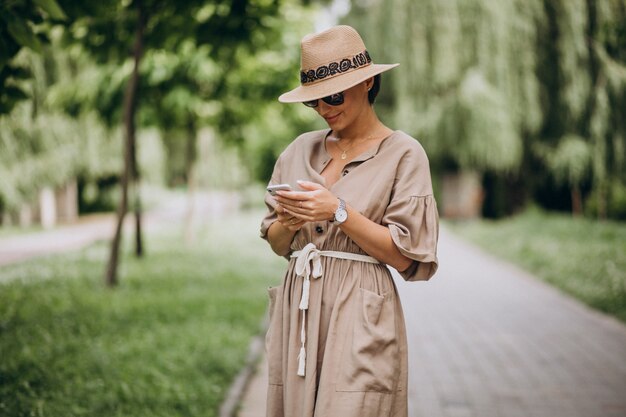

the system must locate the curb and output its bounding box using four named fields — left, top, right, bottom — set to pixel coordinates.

left=219, top=314, right=268, bottom=417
